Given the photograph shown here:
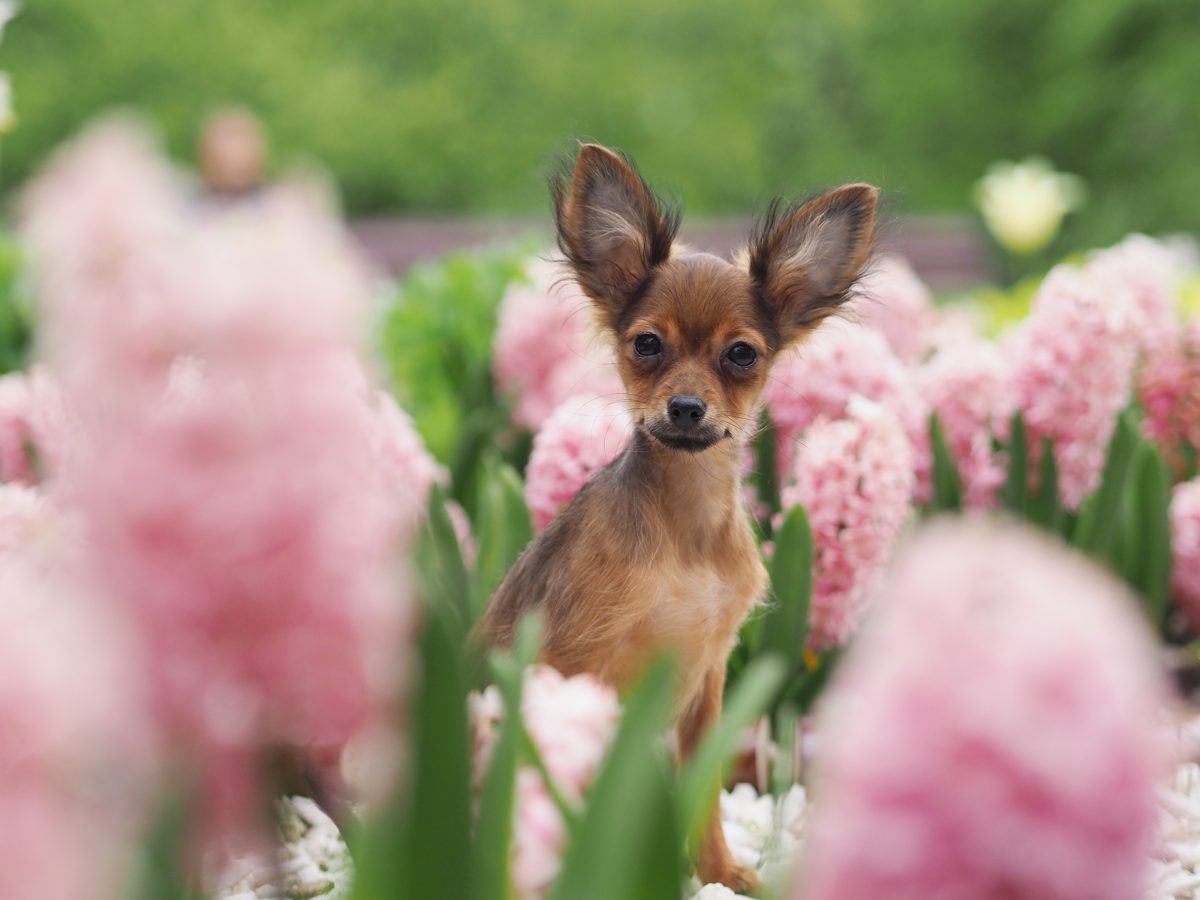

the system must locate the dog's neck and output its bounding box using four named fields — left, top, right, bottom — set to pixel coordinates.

left=616, top=428, right=746, bottom=547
